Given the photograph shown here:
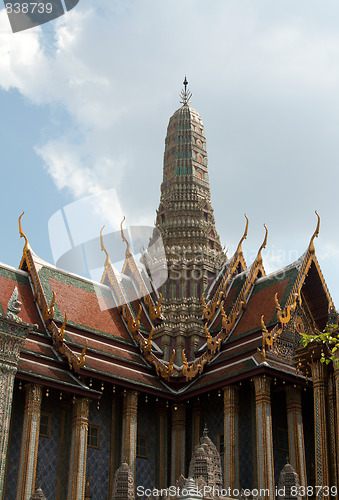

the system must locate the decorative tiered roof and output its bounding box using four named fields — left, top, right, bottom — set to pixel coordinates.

left=1, top=82, right=334, bottom=400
